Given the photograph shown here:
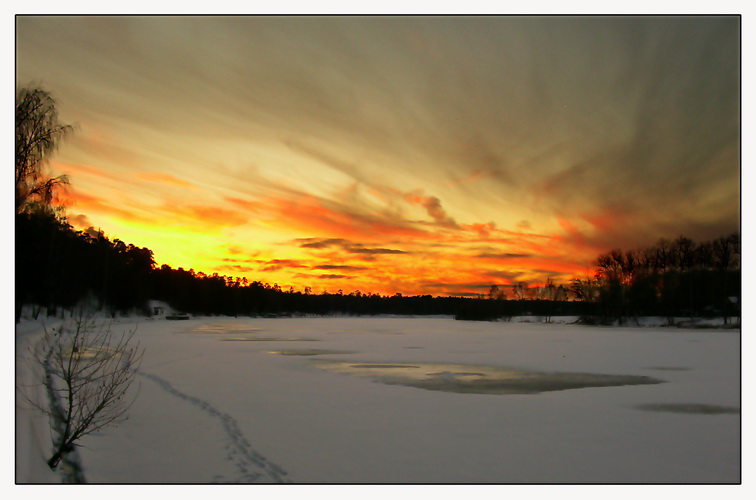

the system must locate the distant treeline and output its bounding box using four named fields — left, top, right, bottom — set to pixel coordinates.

left=15, top=211, right=470, bottom=319
left=15, top=210, right=740, bottom=325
